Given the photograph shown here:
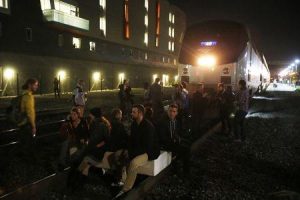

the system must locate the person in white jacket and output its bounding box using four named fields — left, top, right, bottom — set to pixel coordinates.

left=73, top=80, right=87, bottom=108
